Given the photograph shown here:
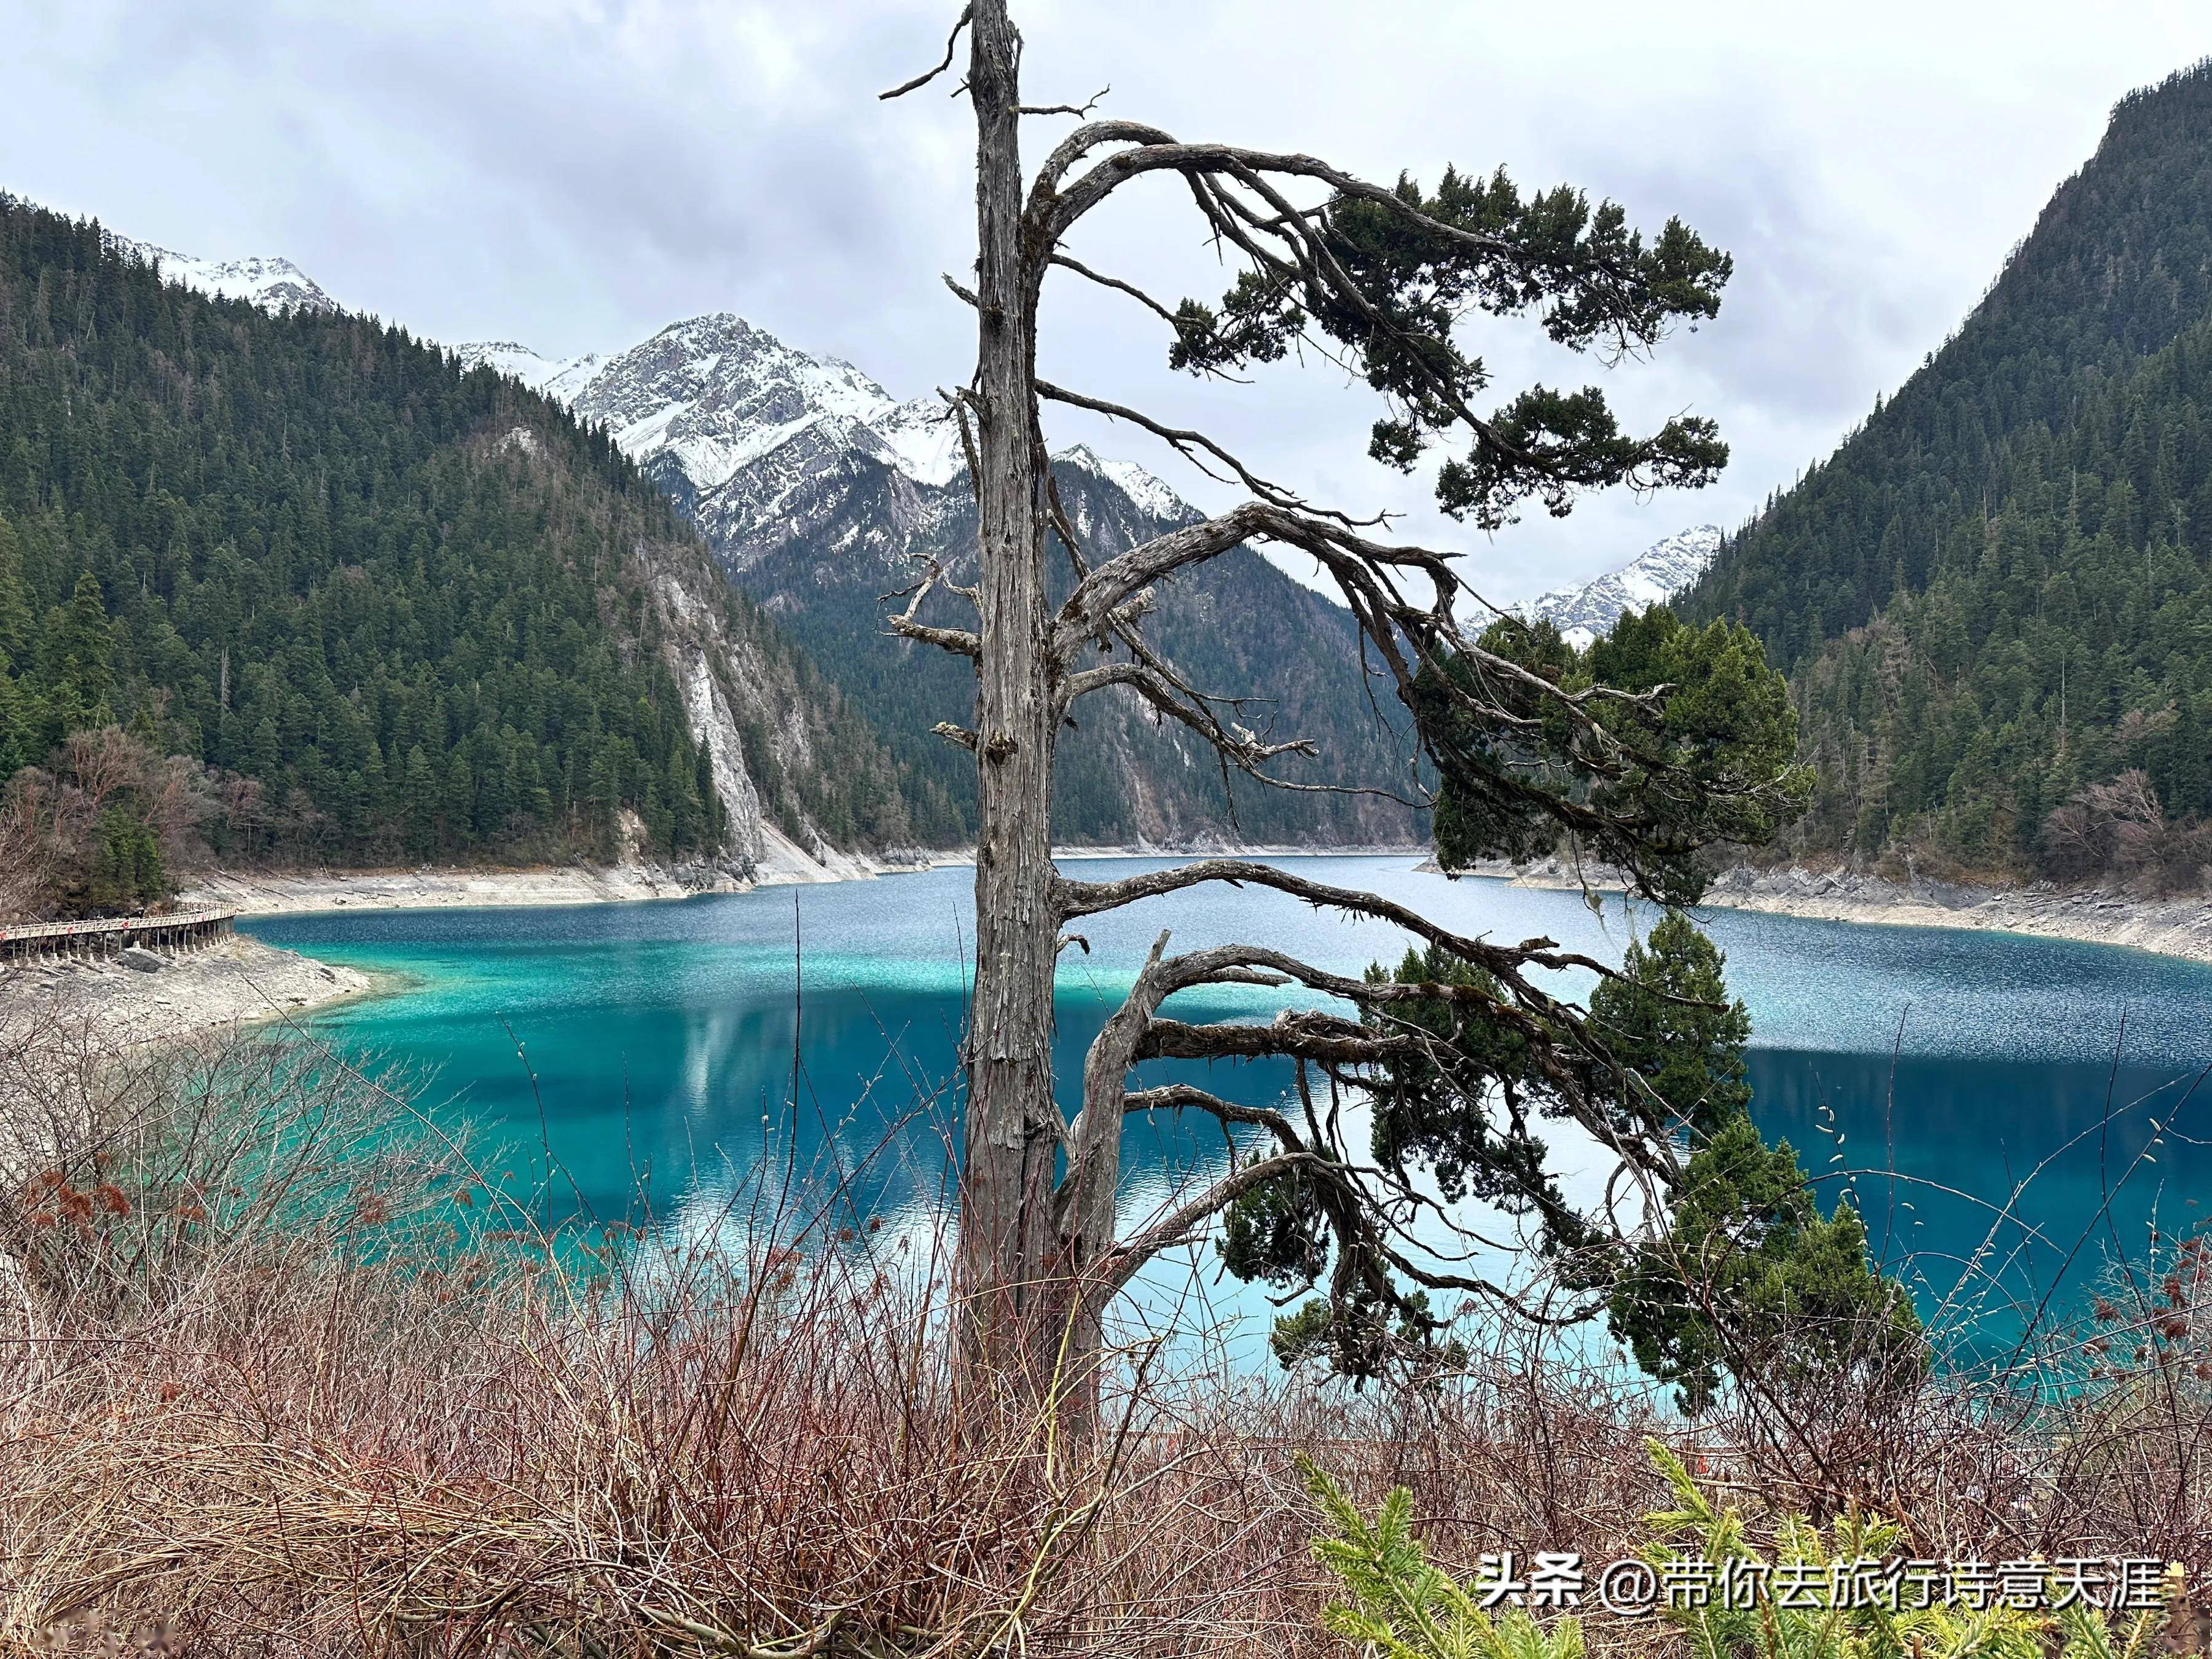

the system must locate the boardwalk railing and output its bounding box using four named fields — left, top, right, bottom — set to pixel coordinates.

left=0, top=908, right=236, bottom=963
